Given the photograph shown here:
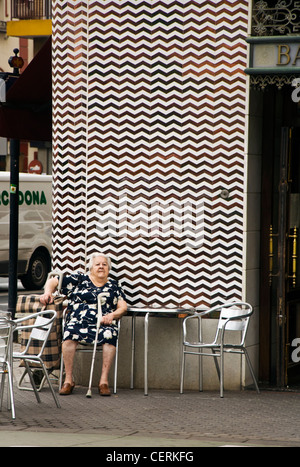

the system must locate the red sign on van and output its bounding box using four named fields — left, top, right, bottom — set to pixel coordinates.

left=28, top=160, right=43, bottom=174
